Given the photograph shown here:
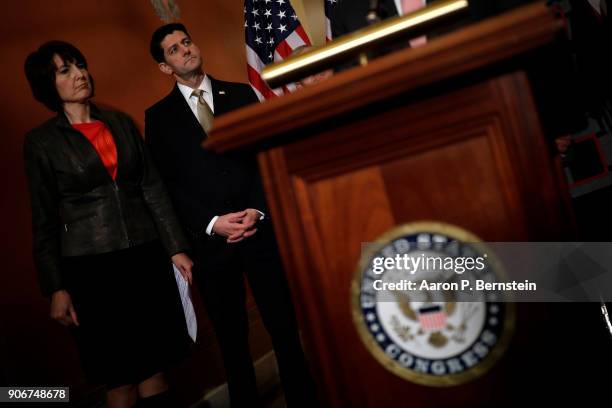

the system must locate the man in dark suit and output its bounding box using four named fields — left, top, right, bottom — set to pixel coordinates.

left=144, top=23, right=316, bottom=407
